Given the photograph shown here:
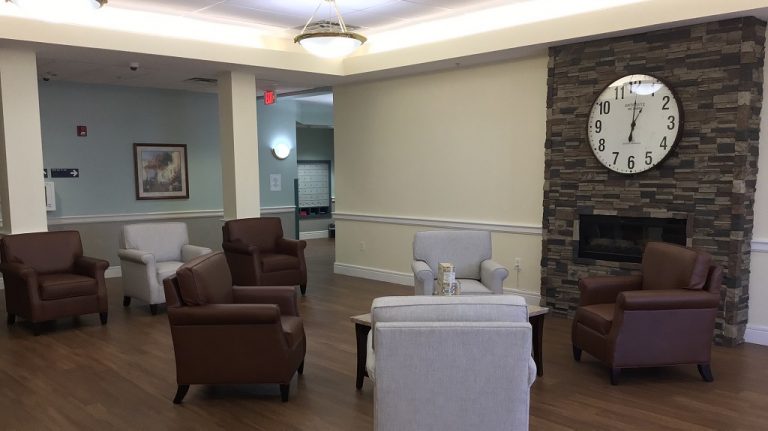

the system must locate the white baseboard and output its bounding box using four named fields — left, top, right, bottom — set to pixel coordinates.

left=105, top=266, right=122, bottom=279
left=502, top=287, right=543, bottom=306
left=300, top=230, right=329, bottom=240
left=334, top=262, right=413, bottom=286
left=745, top=324, right=768, bottom=346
